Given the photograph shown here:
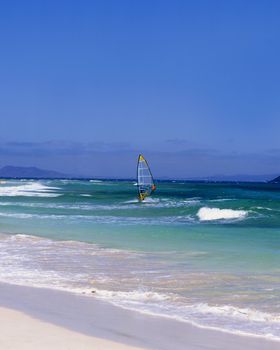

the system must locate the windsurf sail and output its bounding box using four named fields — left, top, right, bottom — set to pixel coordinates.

left=137, top=154, right=156, bottom=201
